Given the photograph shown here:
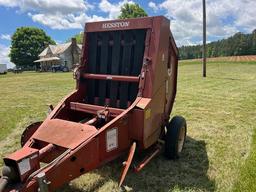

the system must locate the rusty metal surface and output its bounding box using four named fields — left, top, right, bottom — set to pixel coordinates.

left=83, top=73, right=140, bottom=82
left=129, top=109, right=144, bottom=144
left=4, top=147, right=40, bottom=182
left=136, top=98, right=151, bottom=109
left=85, top=17, right=154, bottom=32
left=33, top=119, right=97, bottom=149
left=4, top=147, right=38, bottom=162
left=119, top=142, right=136, bottom=187
left=70, top=102, right=124, bottom=117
